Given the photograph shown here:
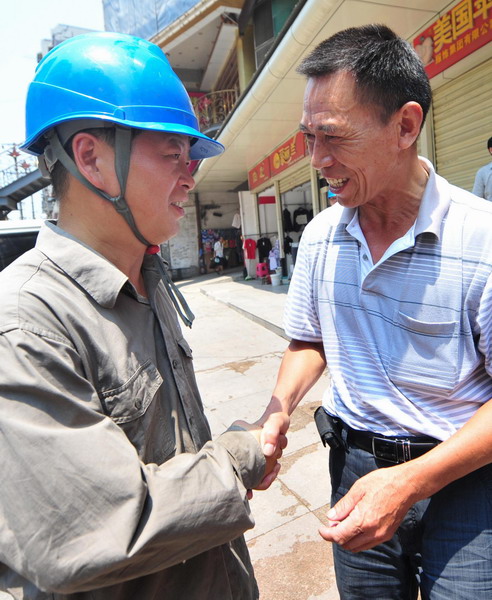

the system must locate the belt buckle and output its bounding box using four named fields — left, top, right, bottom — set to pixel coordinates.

left=371, top=436, right=407, bottom=463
